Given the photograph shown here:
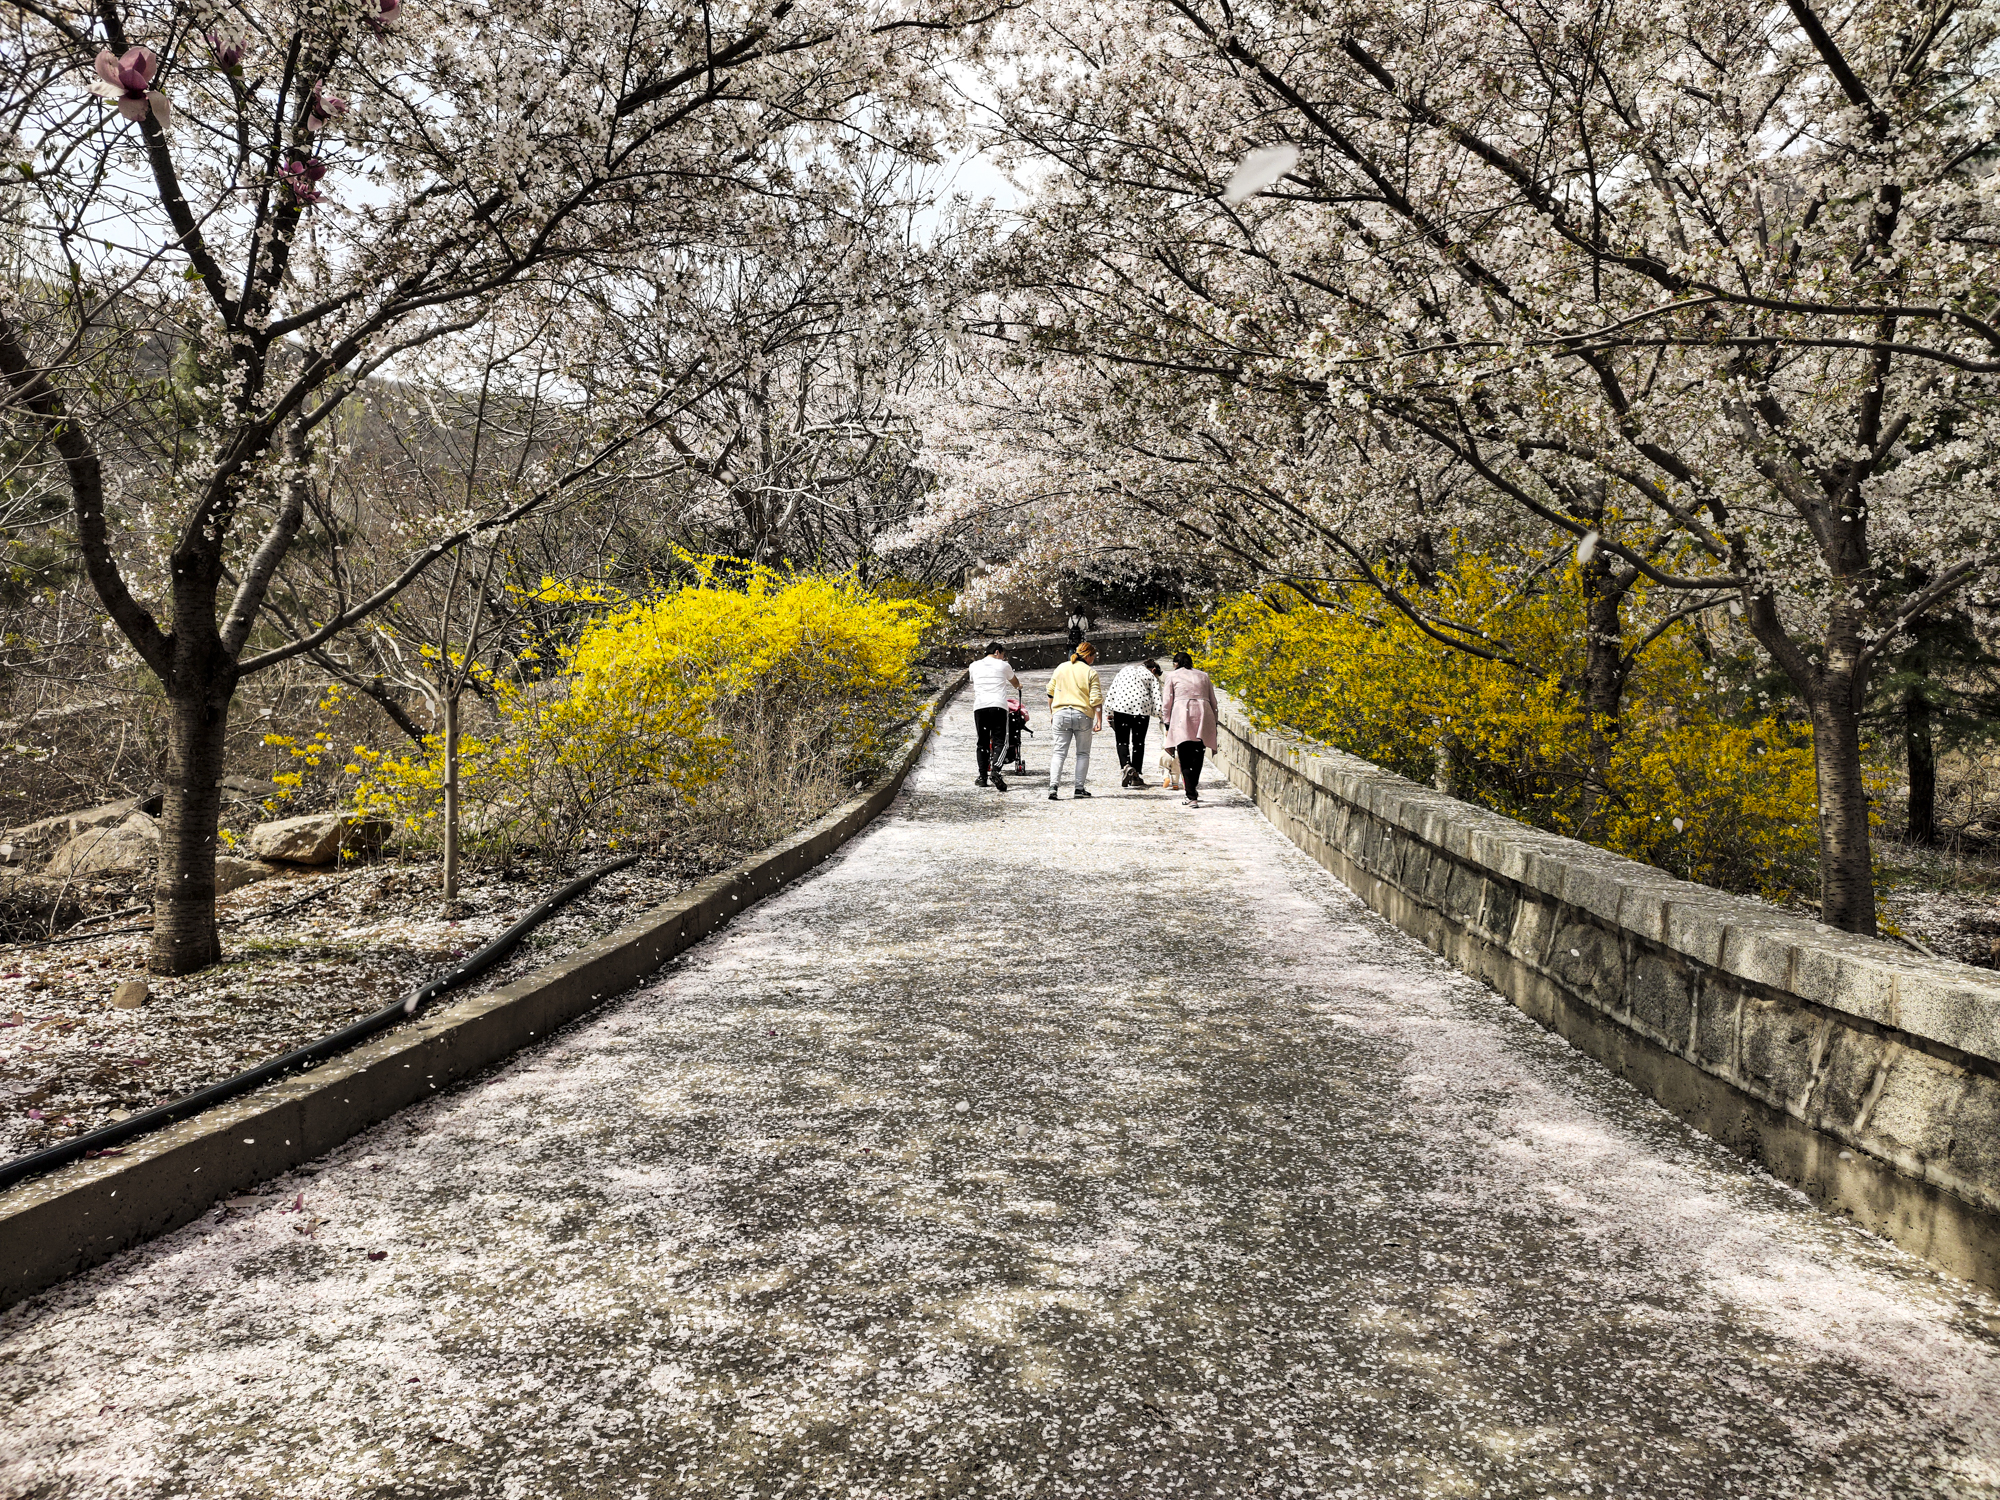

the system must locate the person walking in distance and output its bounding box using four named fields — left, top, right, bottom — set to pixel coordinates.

left=1161, top=650, right=1220, bottom=808
left=1105, top=657, right=1163, bottom=789
left=968, top=642, right=1021, bottom=792
left=1045, top=640, right=1104, bottom=801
